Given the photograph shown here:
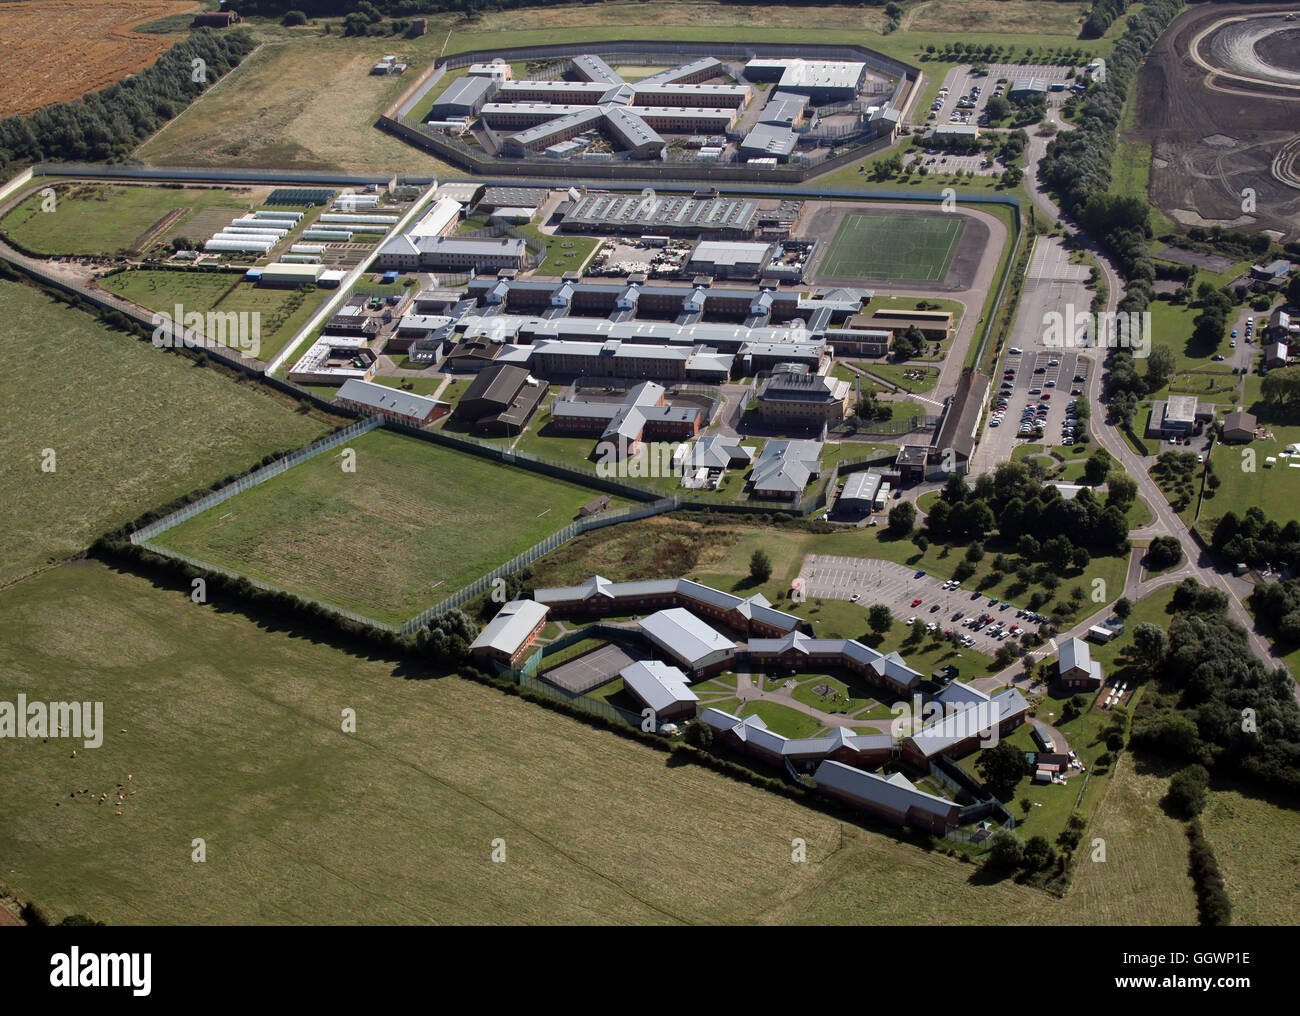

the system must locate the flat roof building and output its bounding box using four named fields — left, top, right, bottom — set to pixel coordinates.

left=560, top=189, right=759, bottom=237
left=740, top=123, right=798, bottom=162
left=686, top=239, right=774, bottom=279
left=743, top=58, right=865, bottom=103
